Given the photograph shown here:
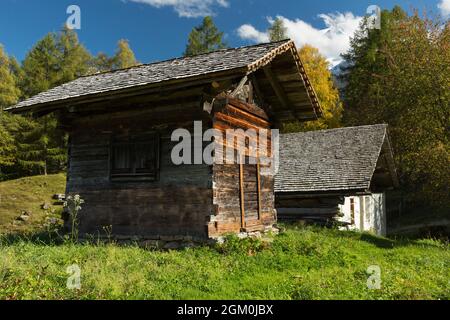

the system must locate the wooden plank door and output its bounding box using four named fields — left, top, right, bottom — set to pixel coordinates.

left=239, top=158, right=262, bottom=230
